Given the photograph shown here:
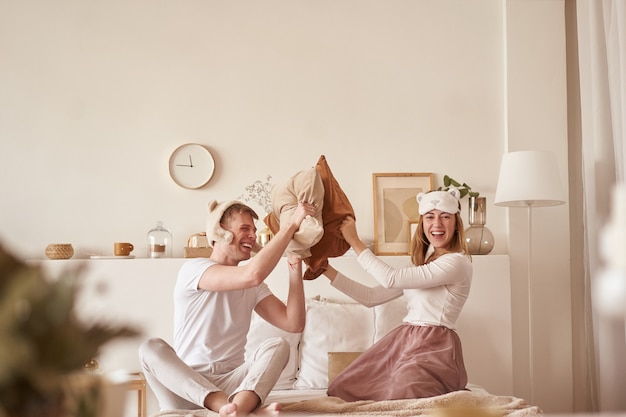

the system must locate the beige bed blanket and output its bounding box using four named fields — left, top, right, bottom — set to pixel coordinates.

left=151, top=390, right=542, bottom=417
